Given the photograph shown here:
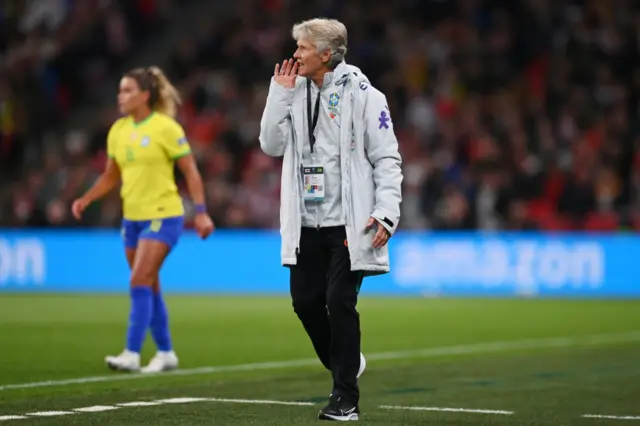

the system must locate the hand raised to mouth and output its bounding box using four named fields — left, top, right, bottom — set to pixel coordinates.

left=274, top=58, right=298, bottom=89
